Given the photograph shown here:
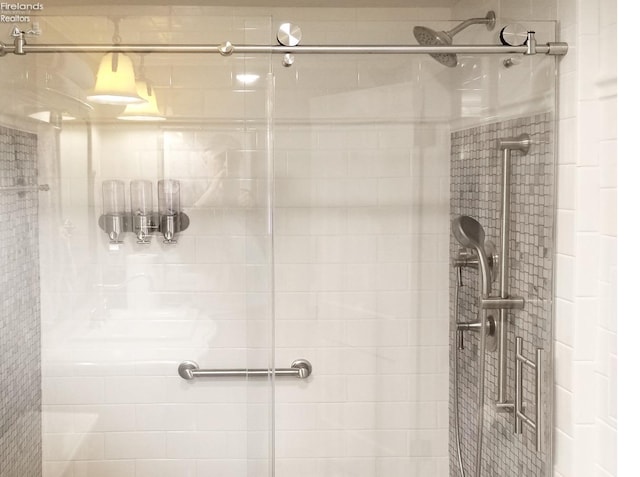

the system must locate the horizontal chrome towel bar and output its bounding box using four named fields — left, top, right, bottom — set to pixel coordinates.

left=178, top=358, right=312, bottom=380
